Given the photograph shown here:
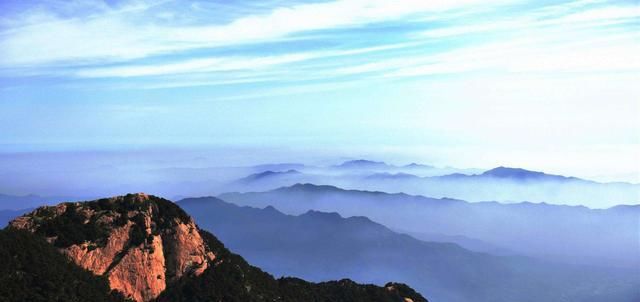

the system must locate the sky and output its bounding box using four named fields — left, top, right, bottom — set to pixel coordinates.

left=0, top=0, right=638, bottom=182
